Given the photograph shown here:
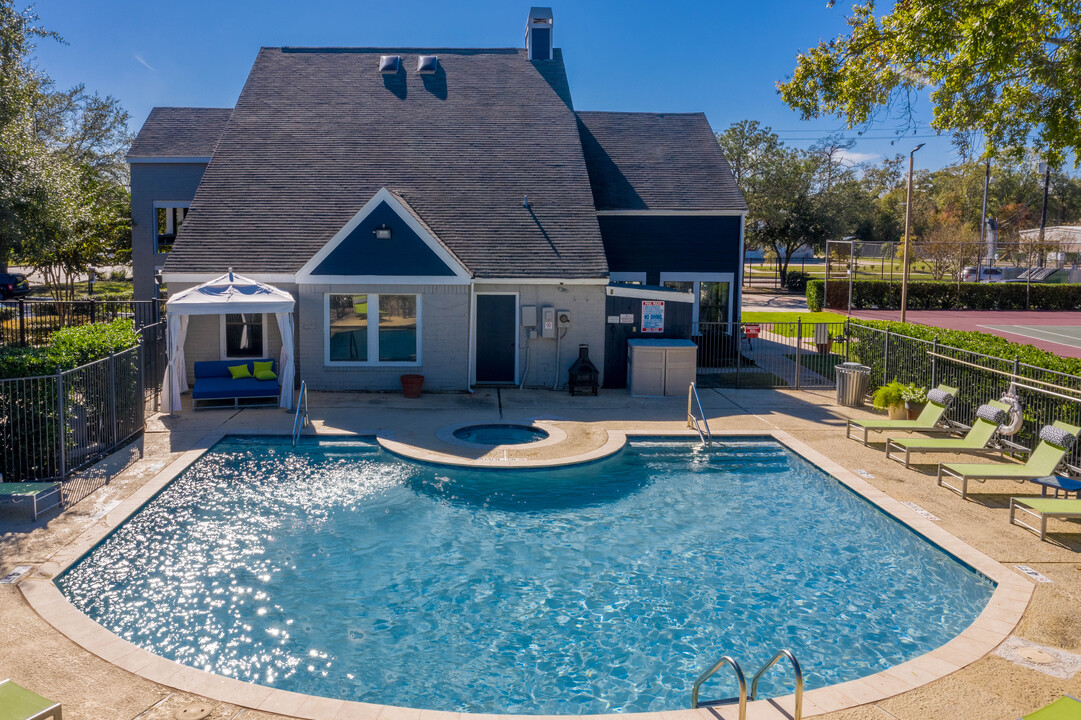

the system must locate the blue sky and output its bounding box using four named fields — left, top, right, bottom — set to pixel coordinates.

left=34, top=0, right=954, bottom=169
